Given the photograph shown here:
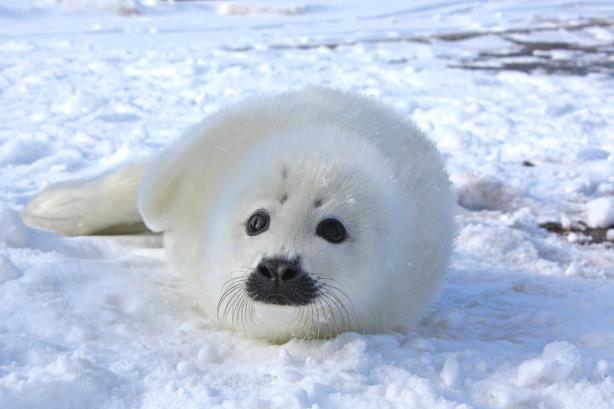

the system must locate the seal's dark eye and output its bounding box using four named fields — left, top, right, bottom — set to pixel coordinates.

left=246, top=211, right=270, bottom=236
left=316, top=218, right=346, bottom=244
